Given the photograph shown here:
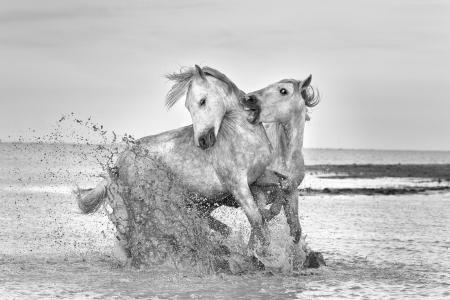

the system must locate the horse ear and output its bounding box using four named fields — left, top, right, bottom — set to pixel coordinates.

left=300, top=74, right=312, bottom=90
left=195, top=65, right=206, bottom=80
